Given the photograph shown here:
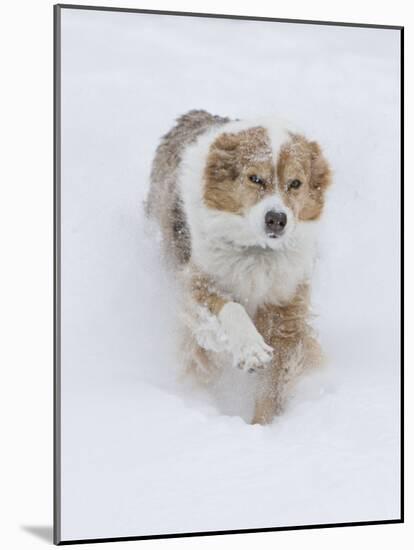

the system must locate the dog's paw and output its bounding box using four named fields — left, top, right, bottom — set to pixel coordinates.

left=235, top=338, right=274, bottom=374
left=218, top=302, right=274, bottom=374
